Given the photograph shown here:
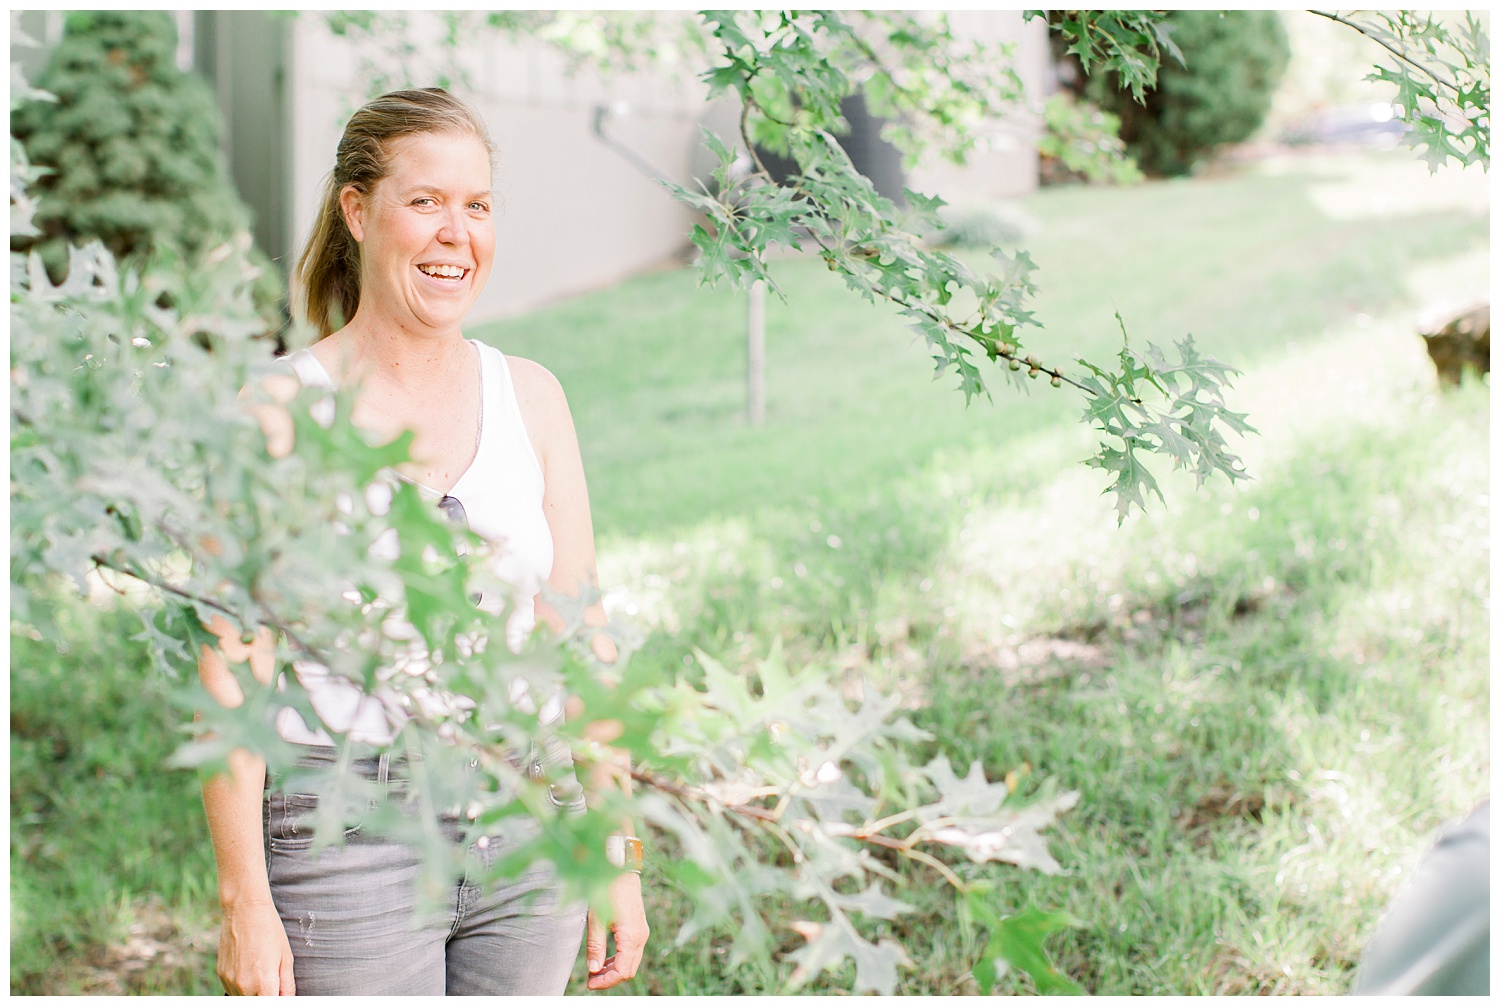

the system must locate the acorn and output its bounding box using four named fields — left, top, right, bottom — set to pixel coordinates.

left=1009, top=359, right=1022, bottom=371
left=1050, top=375, right=1062, bottom=388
